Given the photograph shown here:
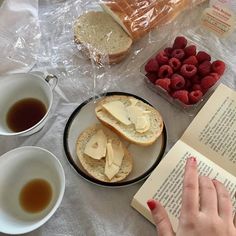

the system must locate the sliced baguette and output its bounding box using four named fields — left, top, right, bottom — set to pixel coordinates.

left=95, top=95, right=163, bottom=146
left=76, top=124, right=133, bottom=183
left=74, top=11, right=132, bottom=64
